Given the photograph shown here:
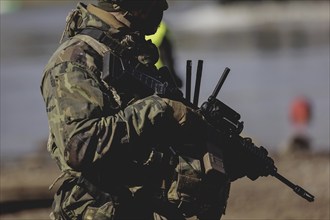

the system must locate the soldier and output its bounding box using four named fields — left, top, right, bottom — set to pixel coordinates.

left=41, top=0, right=268, bottom=219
